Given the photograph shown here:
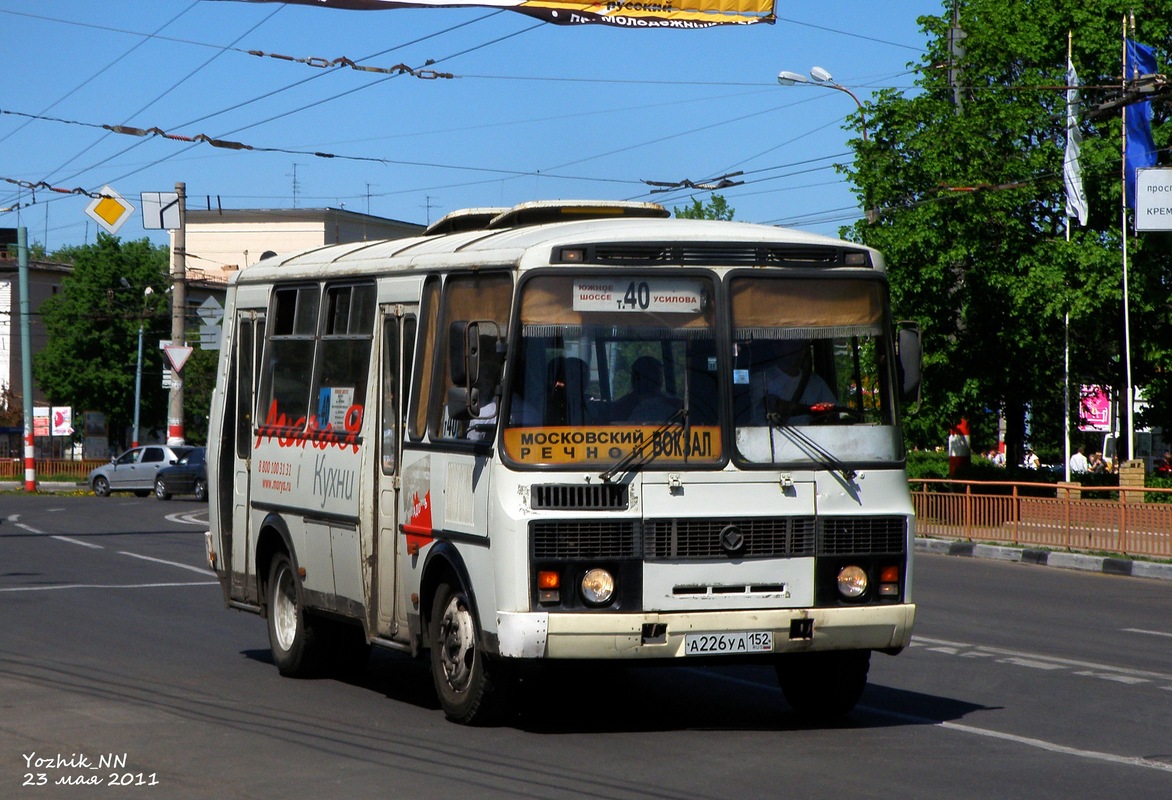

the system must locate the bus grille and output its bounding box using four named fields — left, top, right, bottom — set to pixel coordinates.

left=644, top=517, right=816, bottom=559
left=529, top=516, right=907, bottom=561
left=531, top=483, right=629, bottom=510
left=531, top=520, right=641, bottom=559
left=818, top=516, right=907, bottom=555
